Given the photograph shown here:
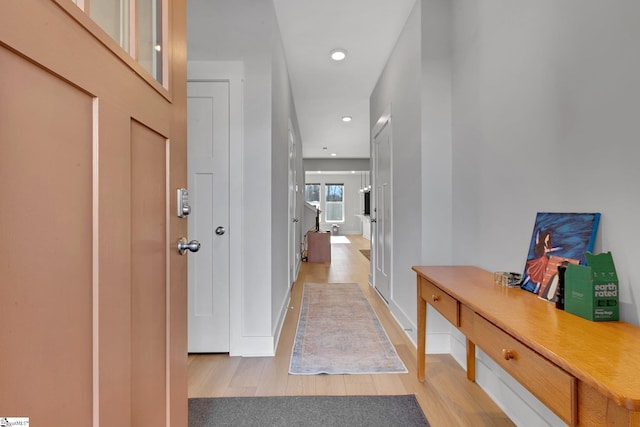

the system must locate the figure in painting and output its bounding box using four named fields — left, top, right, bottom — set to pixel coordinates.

left=522, top=230, right=560, bottom=293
